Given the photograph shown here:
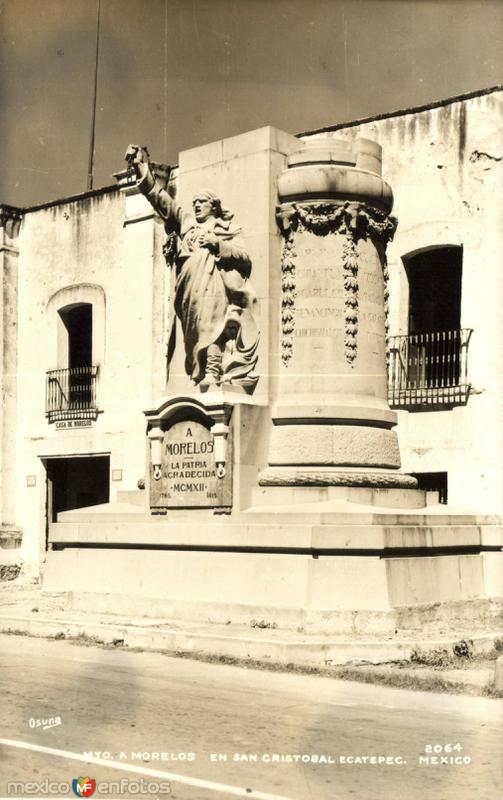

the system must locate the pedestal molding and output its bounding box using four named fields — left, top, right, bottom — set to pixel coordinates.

left=259, top=468, right=418, bottom=489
